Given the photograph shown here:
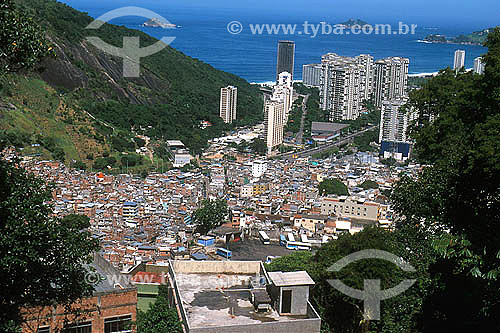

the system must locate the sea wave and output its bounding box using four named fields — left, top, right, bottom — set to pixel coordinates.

left=408, top=72, right=439, bottom=77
